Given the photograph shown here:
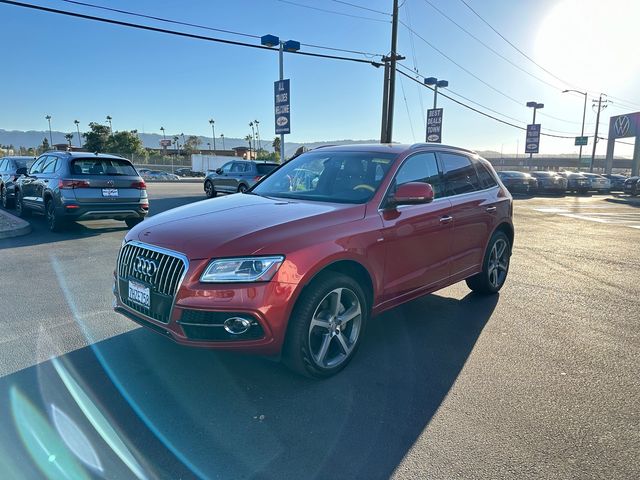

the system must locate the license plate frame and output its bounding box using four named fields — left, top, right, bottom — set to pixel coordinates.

left=102, top=188, right=119, bottom=197
left=128, top=279, right=150, bottom=309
